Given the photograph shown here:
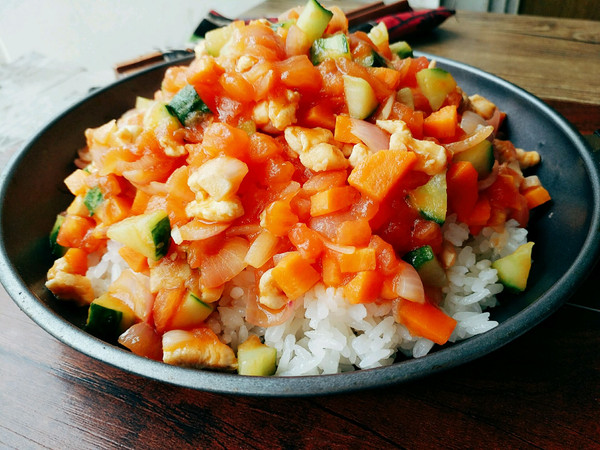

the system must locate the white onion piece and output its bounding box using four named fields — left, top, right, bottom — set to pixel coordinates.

left=350, top=118, right=390, bottom=152
left=445, top=125, right=494, bottom=155
left=322, top=239, right=356, bottom=255
left=460, top=110, right=487, bottom=135
left=478, top=161, right=499, bottom=190
left=392, top=262, right=425, bottom=304
left=486, top=108, right=502, bottom=138
left=374, top=95, right=395, bottom=121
